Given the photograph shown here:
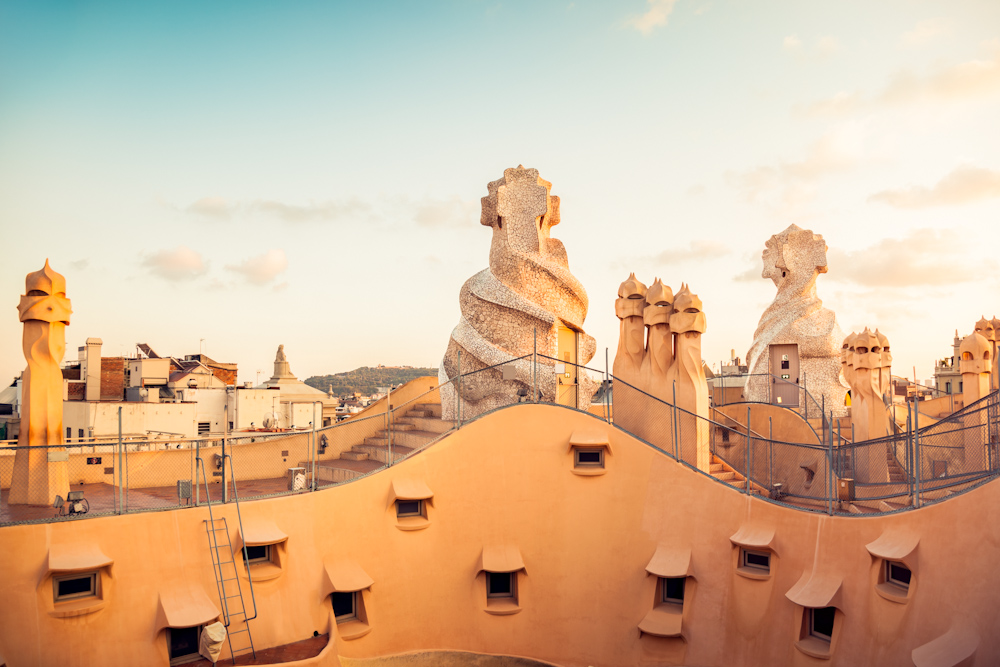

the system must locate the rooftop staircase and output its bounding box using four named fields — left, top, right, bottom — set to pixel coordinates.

left=709, top=454, right=768, bottom=494
left=302, top=403, right=448, bottom=484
